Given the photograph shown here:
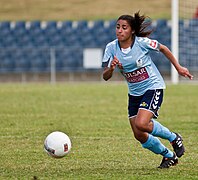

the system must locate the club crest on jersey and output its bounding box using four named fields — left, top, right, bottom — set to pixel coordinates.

left=136, top=59, right=143, bottom=67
